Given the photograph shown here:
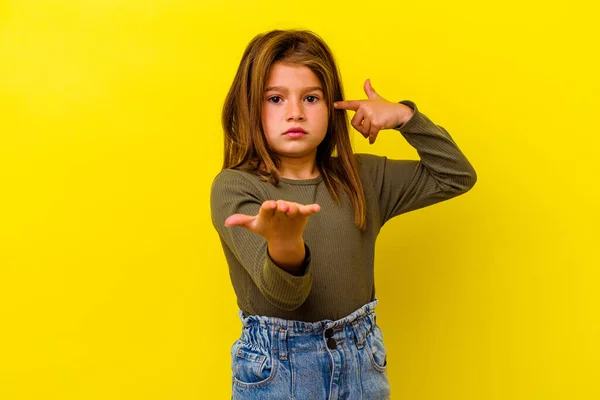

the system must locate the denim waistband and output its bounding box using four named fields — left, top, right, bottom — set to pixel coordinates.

left=237, top=300, right=379, bottom=359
